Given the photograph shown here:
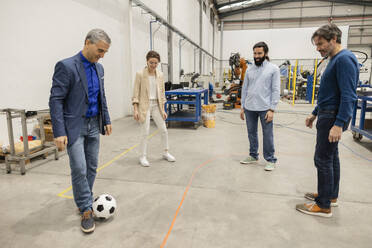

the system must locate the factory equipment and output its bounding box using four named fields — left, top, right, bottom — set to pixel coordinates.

left=179, top=72, right=215, bottom=89
left=165, top=88, right=209, bottom=129
left=285, top=58, right=326, bottom=104
left=223, top=53, right=248, bottom=109
left=351, top=88, right=372, bottom=142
